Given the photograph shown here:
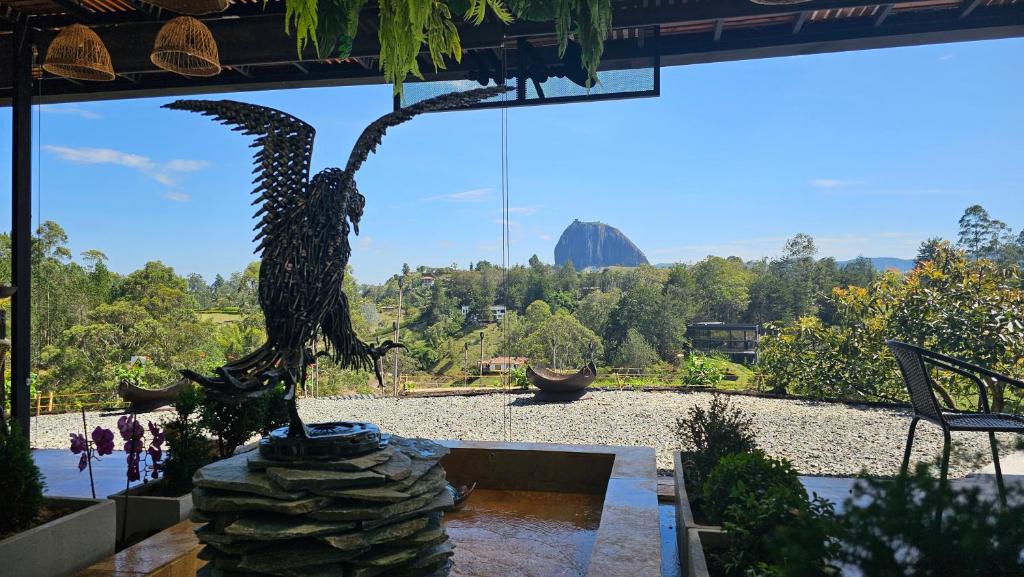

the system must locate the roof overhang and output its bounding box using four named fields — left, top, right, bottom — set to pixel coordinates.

left=0, top=0, right=1021, bottom=104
